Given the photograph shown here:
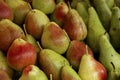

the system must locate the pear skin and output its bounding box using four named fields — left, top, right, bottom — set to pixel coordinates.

left=25, top=9, right=50, bottom=40
left=86, top=7, right=107, bottom=54
left=41, top=22, right=70, bottom=54
left=63, top=8, right=87, bottom=41
left=32, top=0, right=56, bottom=14
left=19, top=65, right=48, bottom=80
left=109, top=6, right=120, bottom=49
left=0, top=19, right=25, bottom=52
left=99, top=33, right=120, bottom=74
left=38, top=49, right=70, bottom=80
left=61, top=65, right=82, bottom=80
